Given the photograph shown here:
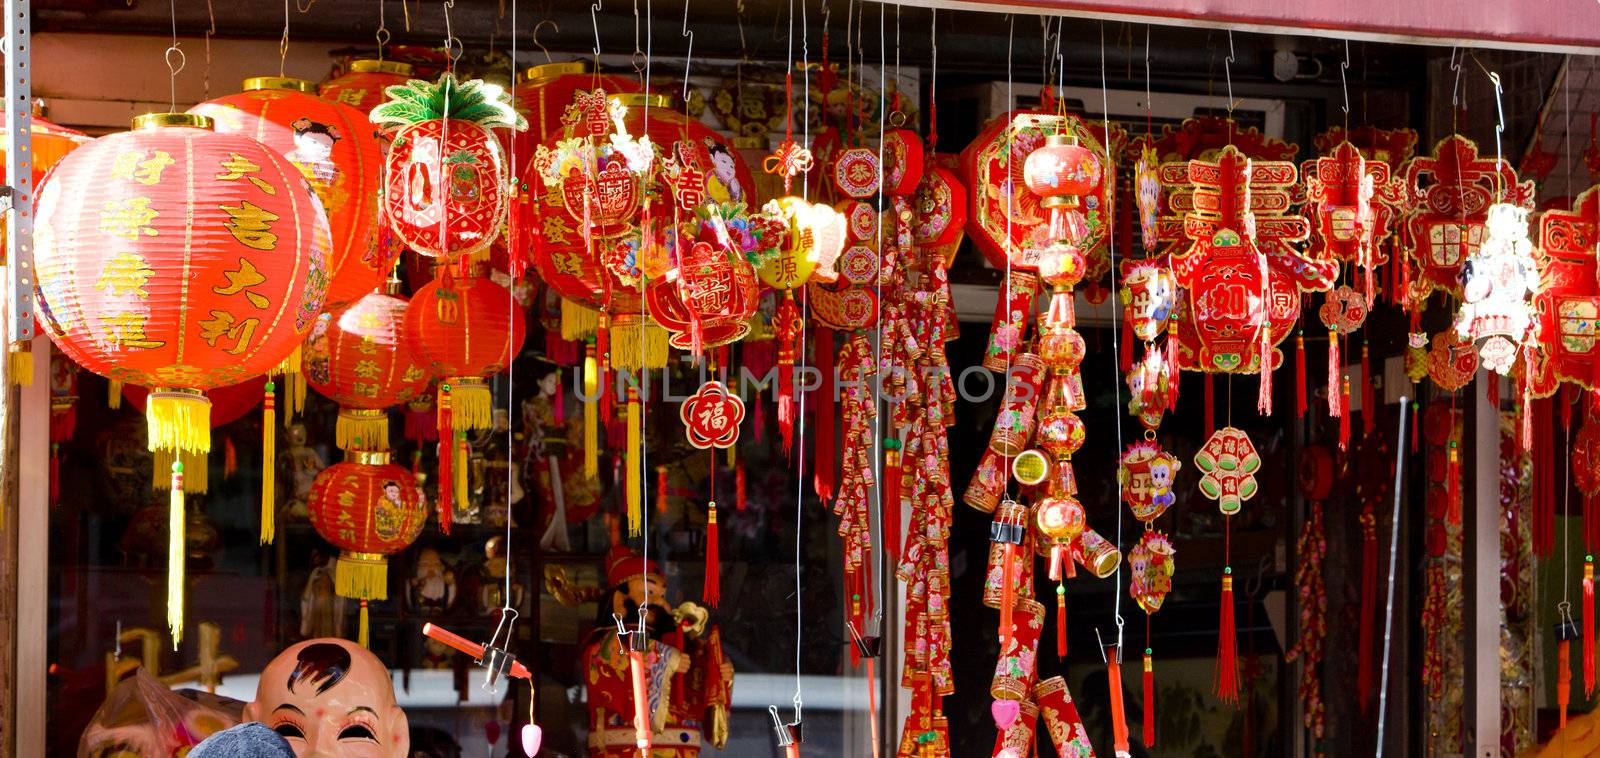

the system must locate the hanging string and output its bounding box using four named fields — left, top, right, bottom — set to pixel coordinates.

left=1143, top=26, right=1152, bottom=138
left=1001, top=14, right=1015, bottom=502
left=164, top=0, right=184, bottom=113
left=500, top=0, right=519, bottom=622
left=279, top=0, right=291, bottom=78
left=871, top=0, right=888, bottom=631
left=376, top=0, right=390, bottom=61
left=202, top=0, right=215, bottom=99
left=792, top=0, right=810, bottom=726
left=1098, top=21, right=1128, bottom=652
